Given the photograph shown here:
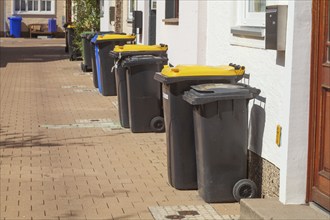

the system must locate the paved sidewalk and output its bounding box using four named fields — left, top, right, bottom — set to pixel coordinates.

left=0, top=38, right=239, bottom=220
